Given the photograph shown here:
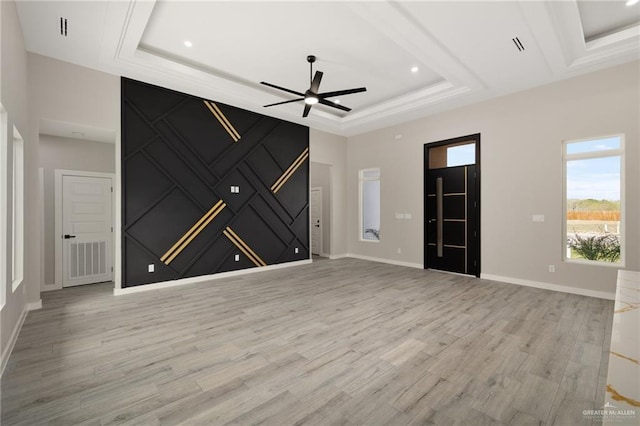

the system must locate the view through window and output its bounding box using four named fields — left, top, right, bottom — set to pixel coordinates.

left=564, top=135, right=623, bottom=265
left=360, top=168, right=380, bottom=241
